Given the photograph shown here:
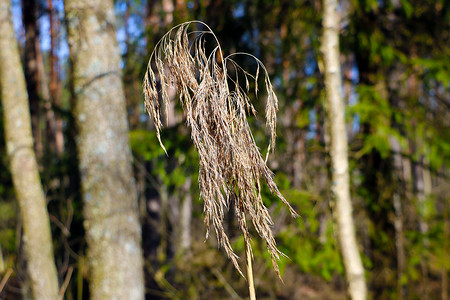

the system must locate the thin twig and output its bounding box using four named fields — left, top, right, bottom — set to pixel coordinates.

left=0, top=268, right=13, bottom=294
left=49, top=213, right=71, bottom=236
left=58, top=266, right=73, bottom=300
left=212, top=268, right=243, bottom=300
